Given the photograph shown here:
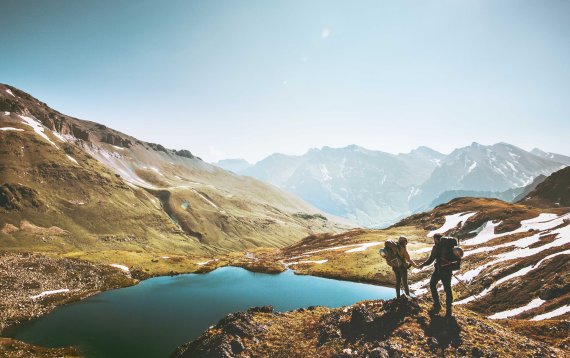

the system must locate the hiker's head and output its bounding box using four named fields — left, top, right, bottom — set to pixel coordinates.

left=433, top=233, right=442, bottom=244
left=398, top=236, right=408, bottom=246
